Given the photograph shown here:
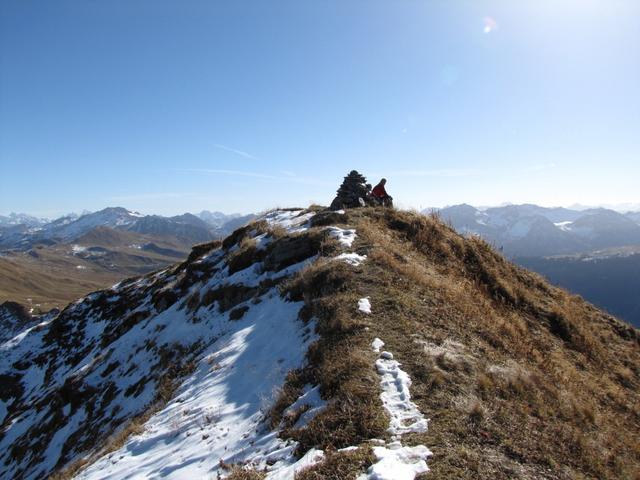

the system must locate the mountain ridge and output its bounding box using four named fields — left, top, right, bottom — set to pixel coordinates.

left=434, top=203, right=640, bottom=257
left=1, top=207, right=638, bottom=479
left=0, top=208, right=255, bottom=252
